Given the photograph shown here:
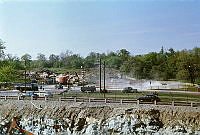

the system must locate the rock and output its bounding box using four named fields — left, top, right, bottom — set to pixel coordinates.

left=0, top=101, right=200, bottom=134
